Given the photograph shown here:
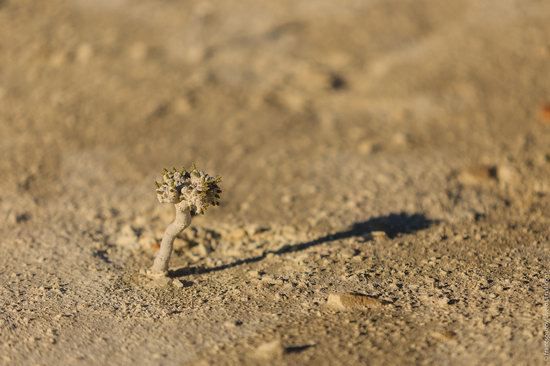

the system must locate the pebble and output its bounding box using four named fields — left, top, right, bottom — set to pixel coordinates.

left=252, top=340, right=284, bottom=360
left=391, top=132, right=411, bottom=148
left=430, top=330, right=457, bottom=341
left=281, top=194, right=294, bottom=204
left=194, top=243, right=210, bottom=257
left=327, top=293, right=385, bottom=310
left=371, top=231, right=387, bottom=241
left=227, top=228, right=247, bottom=241
left=76, top=43, right=93, bottom=64
left=8, top=212, right=31, bottom=224
left=172, top=97, right=192, bottom=116
left=115, top=225, right=140, bottom=250
left=49, top=51, right=67, bottom=67
left=340, top=248, right=359, bottom=259
left=358, top=140, right=380, bottom=155
left=248, top=270, right=263, bottom=278
left=138, top=231, right=158, bottom=251
left=496, top=164, right=518, bottom=188
left=539, top=103, right=550, bottom=124
left=127, top=42, right=148, bottom=61
left=277, top=89, right=307, bottom=113
left=245, top=224, right=269, bottom=236
left=172, top=279, right=184, bottom=288
left=457, top=165, right=497, bottom=186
